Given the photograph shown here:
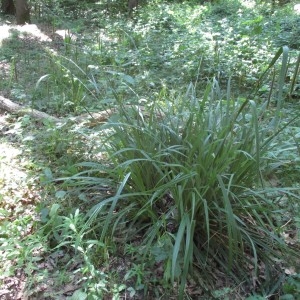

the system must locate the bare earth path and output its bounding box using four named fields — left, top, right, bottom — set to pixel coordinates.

left=0, top=112, right=31, bottom=299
